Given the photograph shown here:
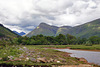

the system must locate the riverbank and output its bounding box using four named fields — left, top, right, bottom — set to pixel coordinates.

left=26, top=45, right=100, bottom=67
left=71, top=49, right=100, bottom=52
left=45, top=47, right=100, bottom=52
left=0, top=45, right=99, bottom=67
